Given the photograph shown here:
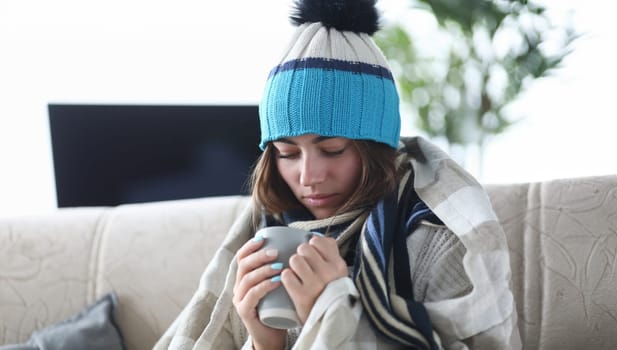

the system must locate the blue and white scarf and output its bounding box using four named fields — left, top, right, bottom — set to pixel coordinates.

left=352, top=176, right=442, bottom=349
left=271, top=149, right=444, bottom=349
